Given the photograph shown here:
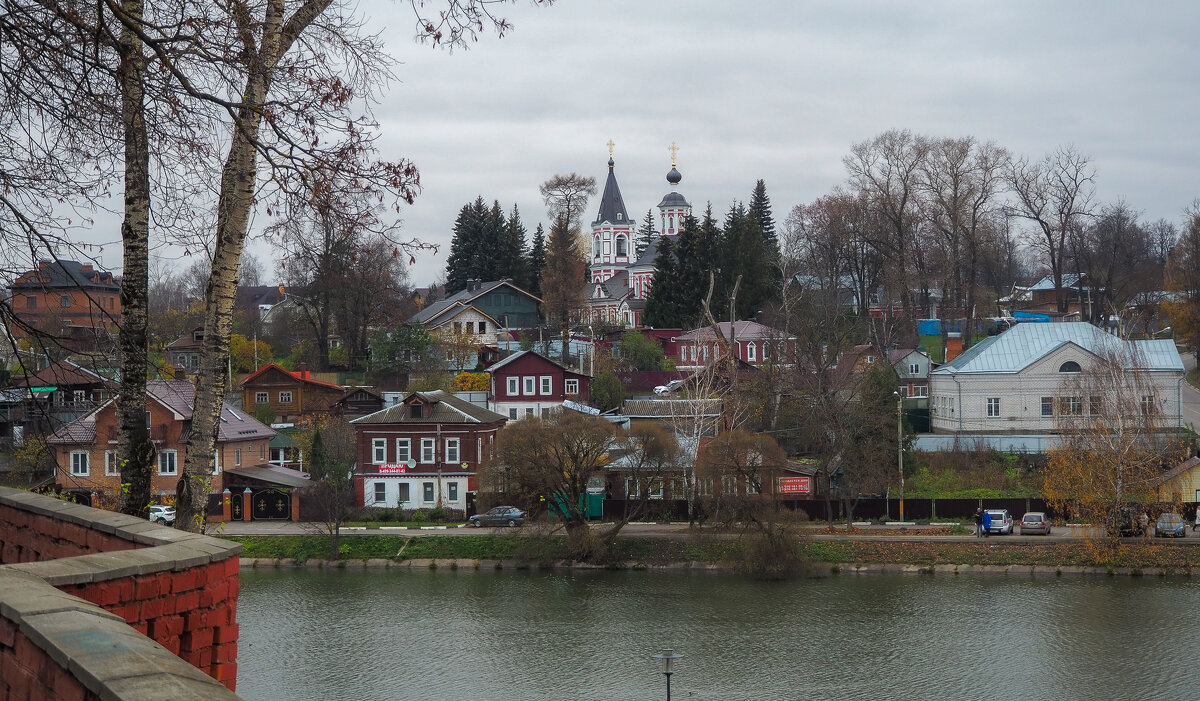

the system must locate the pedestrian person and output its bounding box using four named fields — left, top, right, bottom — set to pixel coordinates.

left=1194, top=505, right=1199, bottom=532
left=974, top=508, right=984, bottom=538
left=982, top=510, right=992, bottom=537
